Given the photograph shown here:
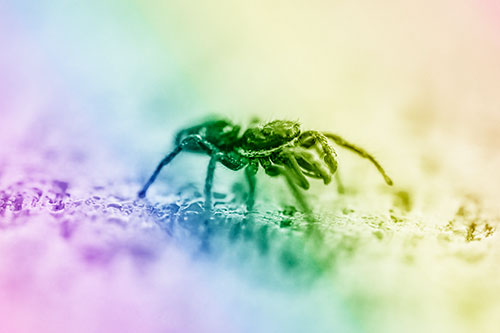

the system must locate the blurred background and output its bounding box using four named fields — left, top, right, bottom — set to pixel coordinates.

left=2, top=0, right=500, bottom=206
left=1, top=1, right=500, bottom=332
